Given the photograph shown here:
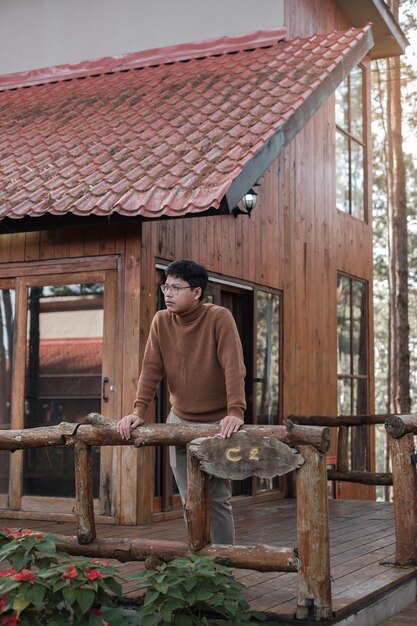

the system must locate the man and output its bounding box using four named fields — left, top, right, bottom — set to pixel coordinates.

left=117, top=259, right=246, bottom=544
